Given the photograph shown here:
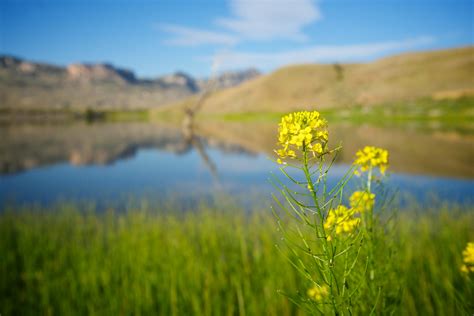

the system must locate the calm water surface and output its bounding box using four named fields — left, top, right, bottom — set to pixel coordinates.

left=1, top=121, right=473, bottom=208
